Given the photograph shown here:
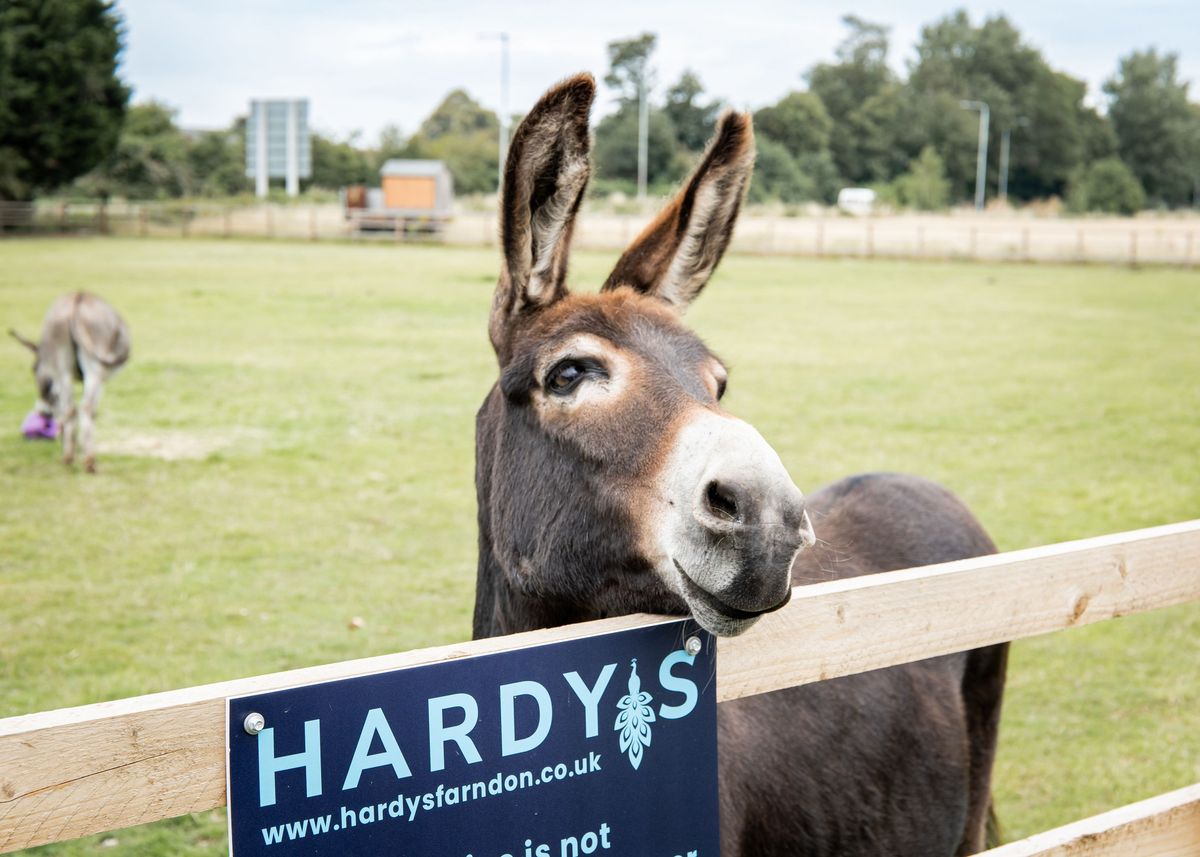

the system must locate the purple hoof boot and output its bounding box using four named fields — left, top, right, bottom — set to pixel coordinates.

left=21, top=410, right=58, bottom=440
